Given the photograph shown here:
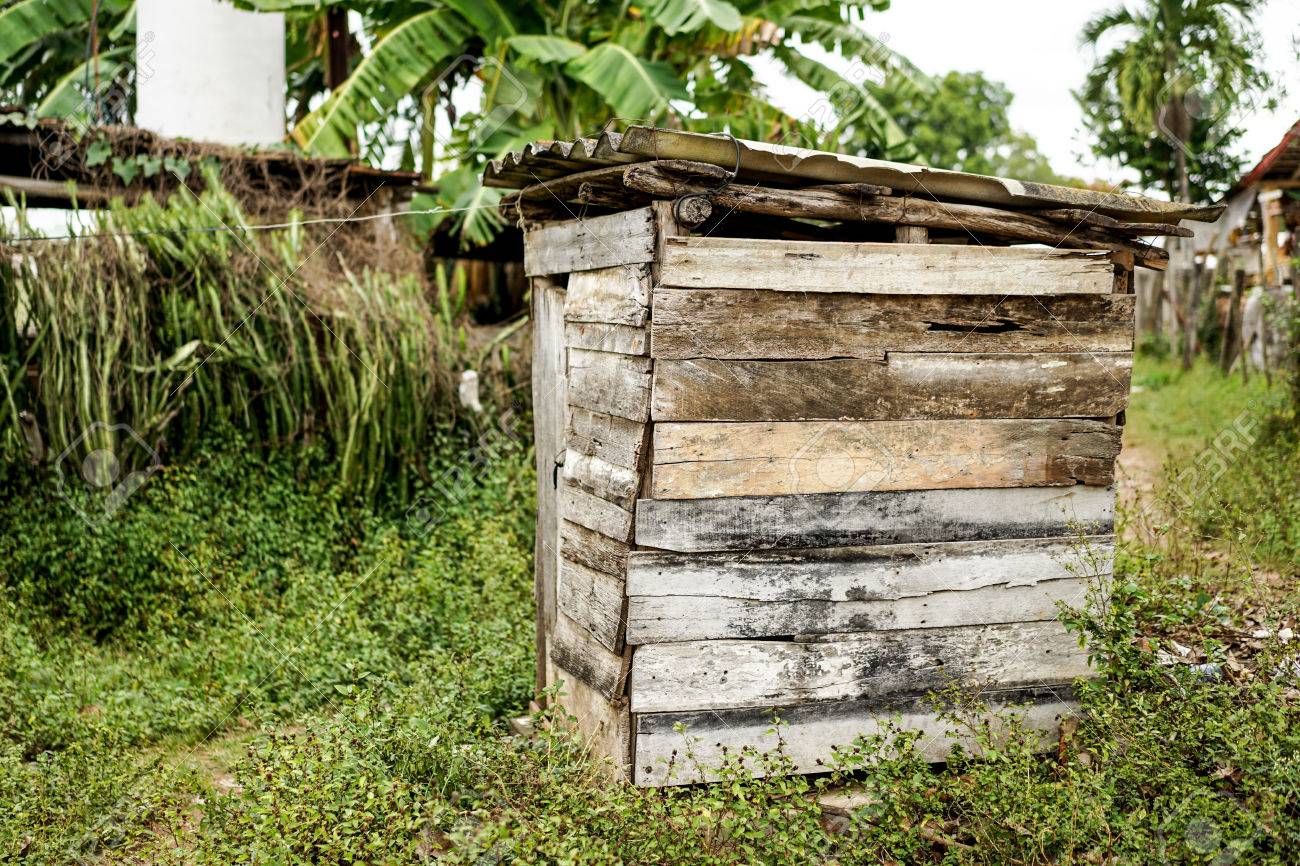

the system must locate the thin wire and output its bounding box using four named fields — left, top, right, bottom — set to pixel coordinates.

left=0, top=203, right=497, bottom=244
